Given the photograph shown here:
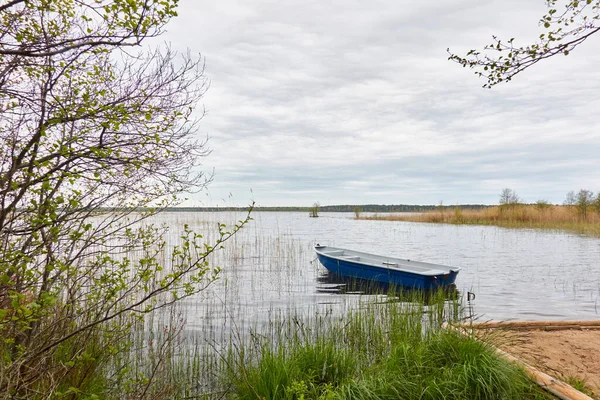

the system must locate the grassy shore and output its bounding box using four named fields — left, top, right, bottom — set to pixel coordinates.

left=223, top=292, right=551, bottom=400
left=361, top=205, right=600, bottom=236
left=37, top=291, right=552, bottom=399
